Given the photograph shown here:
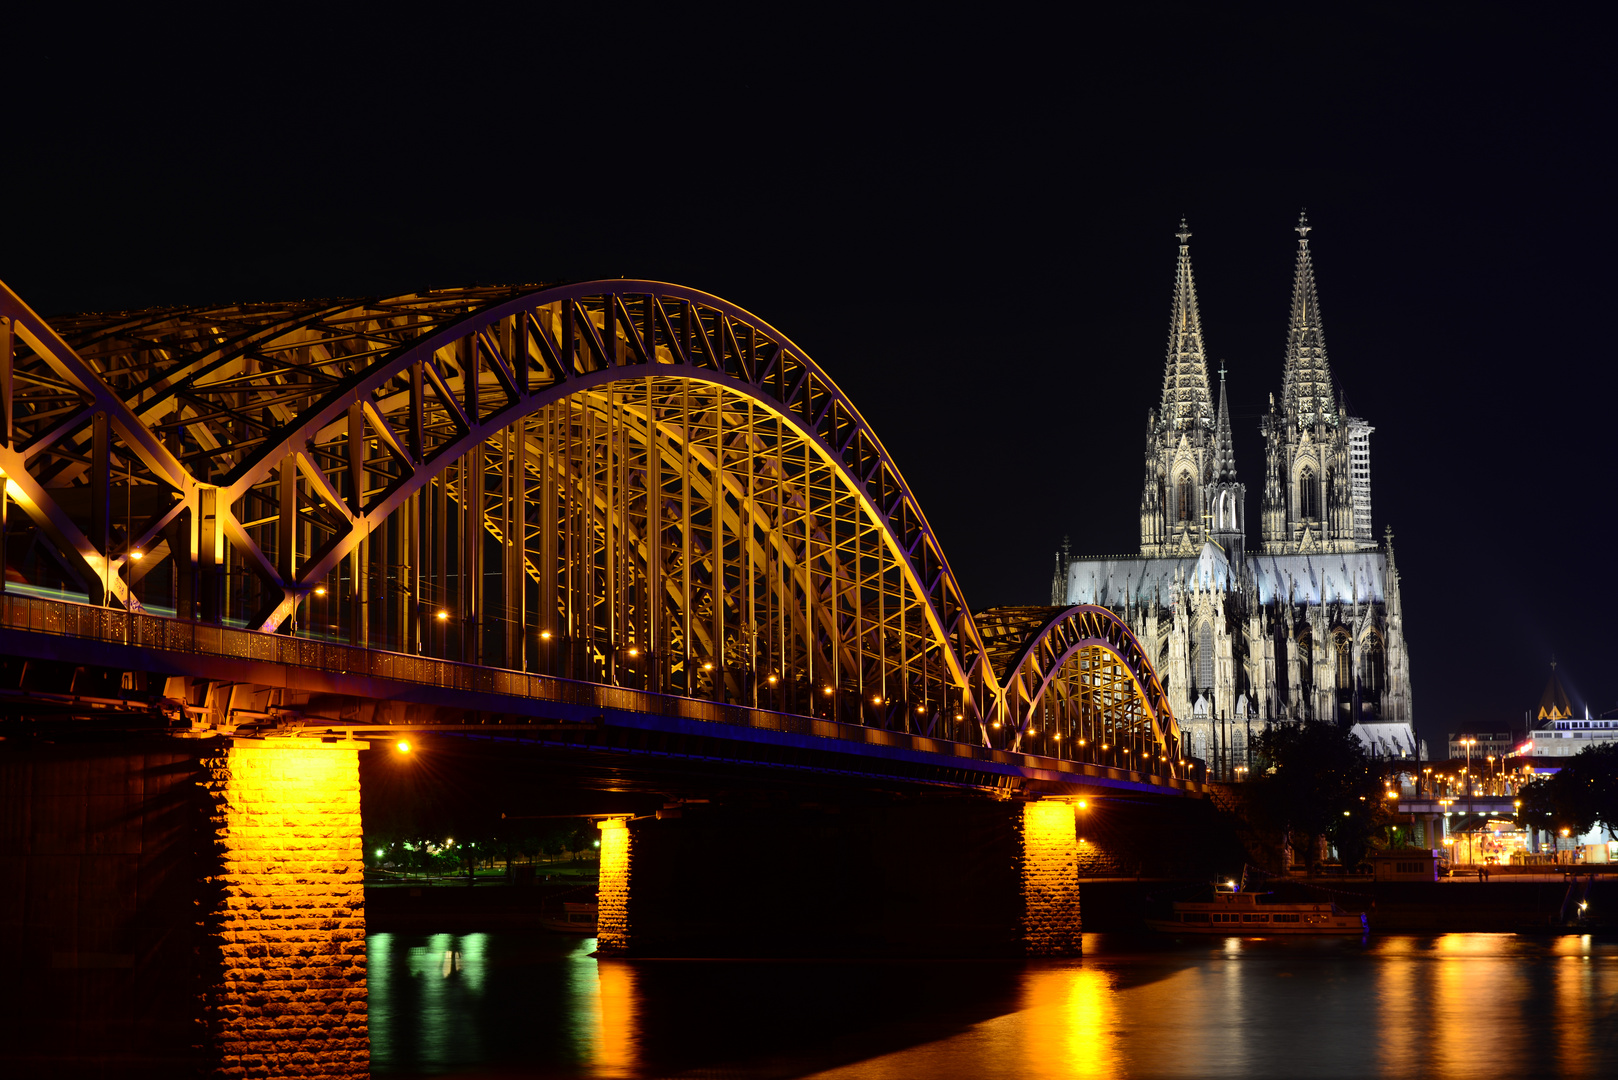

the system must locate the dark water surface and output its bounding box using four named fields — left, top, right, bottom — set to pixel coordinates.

left=369, top=931, right=1618, bottom=1079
